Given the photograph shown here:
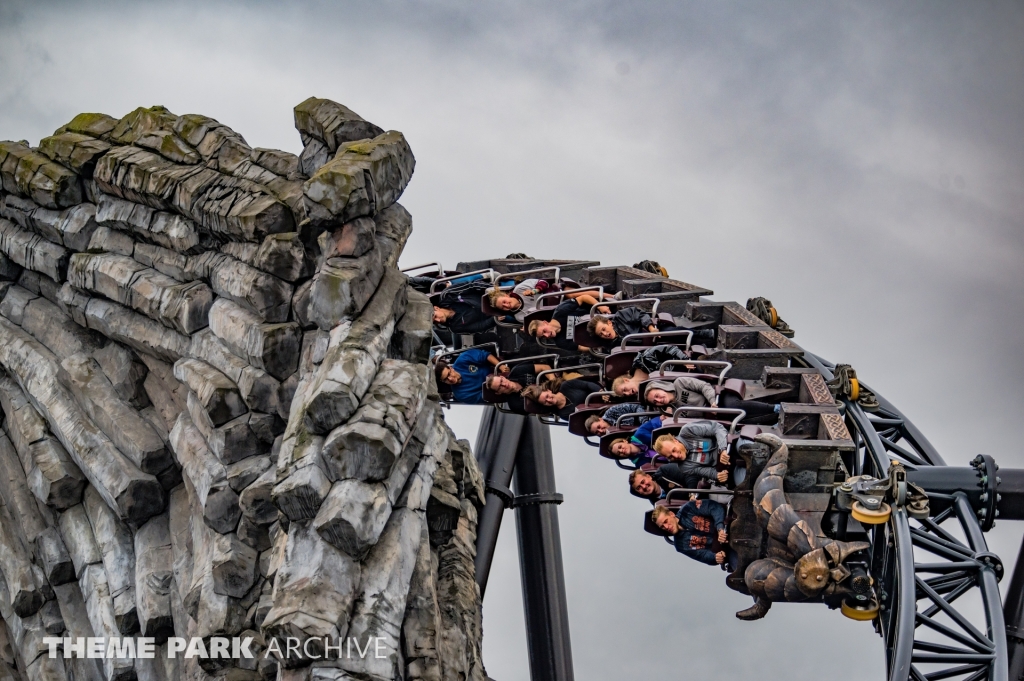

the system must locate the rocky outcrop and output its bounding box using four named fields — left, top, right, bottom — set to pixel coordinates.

left=0, top=99, right=486, bottom=681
